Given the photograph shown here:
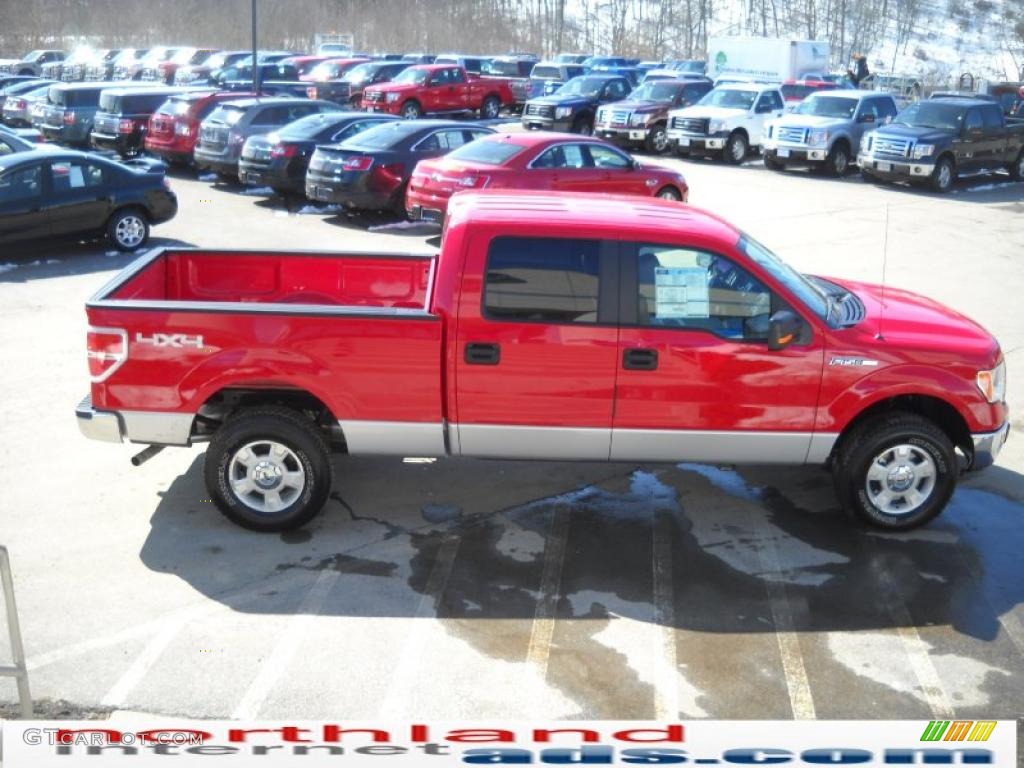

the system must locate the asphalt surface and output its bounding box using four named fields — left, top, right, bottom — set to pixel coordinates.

left=0, top=148, right=1021, bottom=722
